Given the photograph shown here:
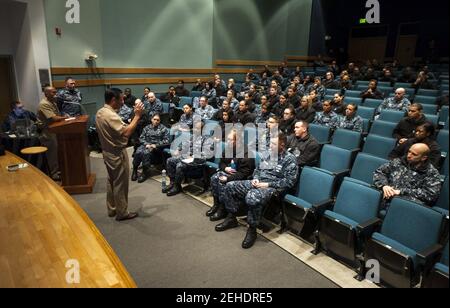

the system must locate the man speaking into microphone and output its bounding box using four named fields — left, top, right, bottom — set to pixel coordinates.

left=96, top=88, right=145, bottom=221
